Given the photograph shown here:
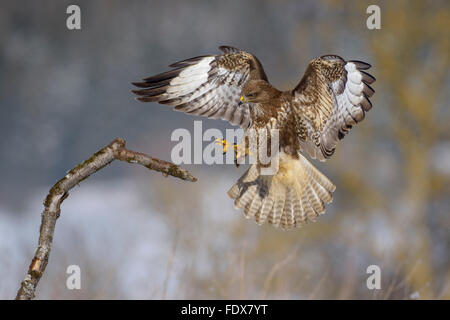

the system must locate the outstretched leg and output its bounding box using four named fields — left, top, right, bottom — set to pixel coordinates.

left=215, top=138, right=251, bottom=167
